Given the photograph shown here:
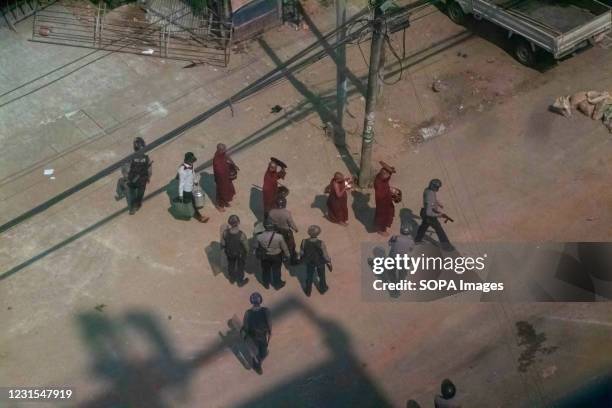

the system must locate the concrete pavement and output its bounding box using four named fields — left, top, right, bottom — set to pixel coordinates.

left=1, top=3, right=612, bottom=407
